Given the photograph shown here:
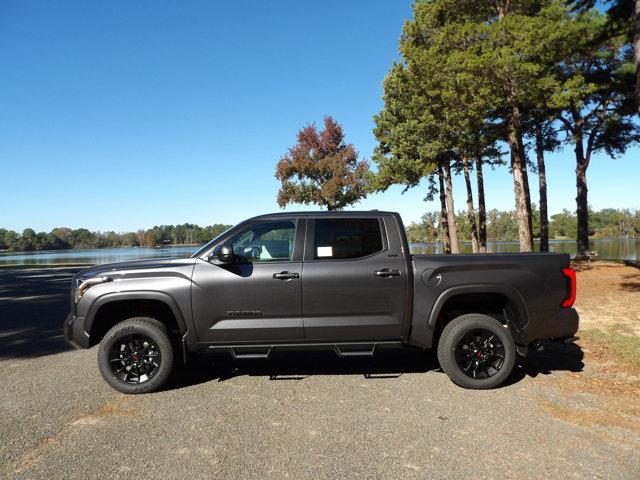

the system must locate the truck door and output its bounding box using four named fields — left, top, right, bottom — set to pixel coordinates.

left=191, top=218, right=305, bottom=343
left=301, top=215, right=407, bottom=341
